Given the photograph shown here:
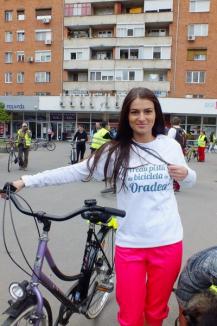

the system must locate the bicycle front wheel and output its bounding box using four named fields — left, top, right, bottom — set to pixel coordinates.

left=46, top=142, right=56, bottom=151
left=85, top=227, right=115, bottom=319
left=2, top=298, right=52, bottom=326
left=7, top=152, right=13, bottom=172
